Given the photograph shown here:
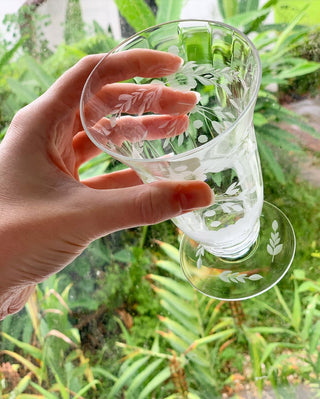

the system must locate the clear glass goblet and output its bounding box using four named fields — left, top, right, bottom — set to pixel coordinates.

left=80, top=20, right=296, bottom=300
